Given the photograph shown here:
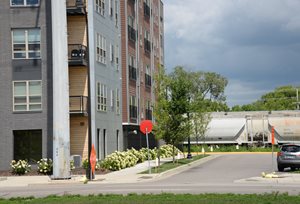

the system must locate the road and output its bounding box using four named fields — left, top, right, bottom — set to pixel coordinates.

left=2, top=153, right=300, bottom=198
